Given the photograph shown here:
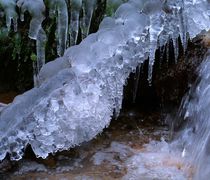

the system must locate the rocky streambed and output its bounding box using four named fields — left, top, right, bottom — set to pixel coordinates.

left=0, top=109, right=192, bottom=180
